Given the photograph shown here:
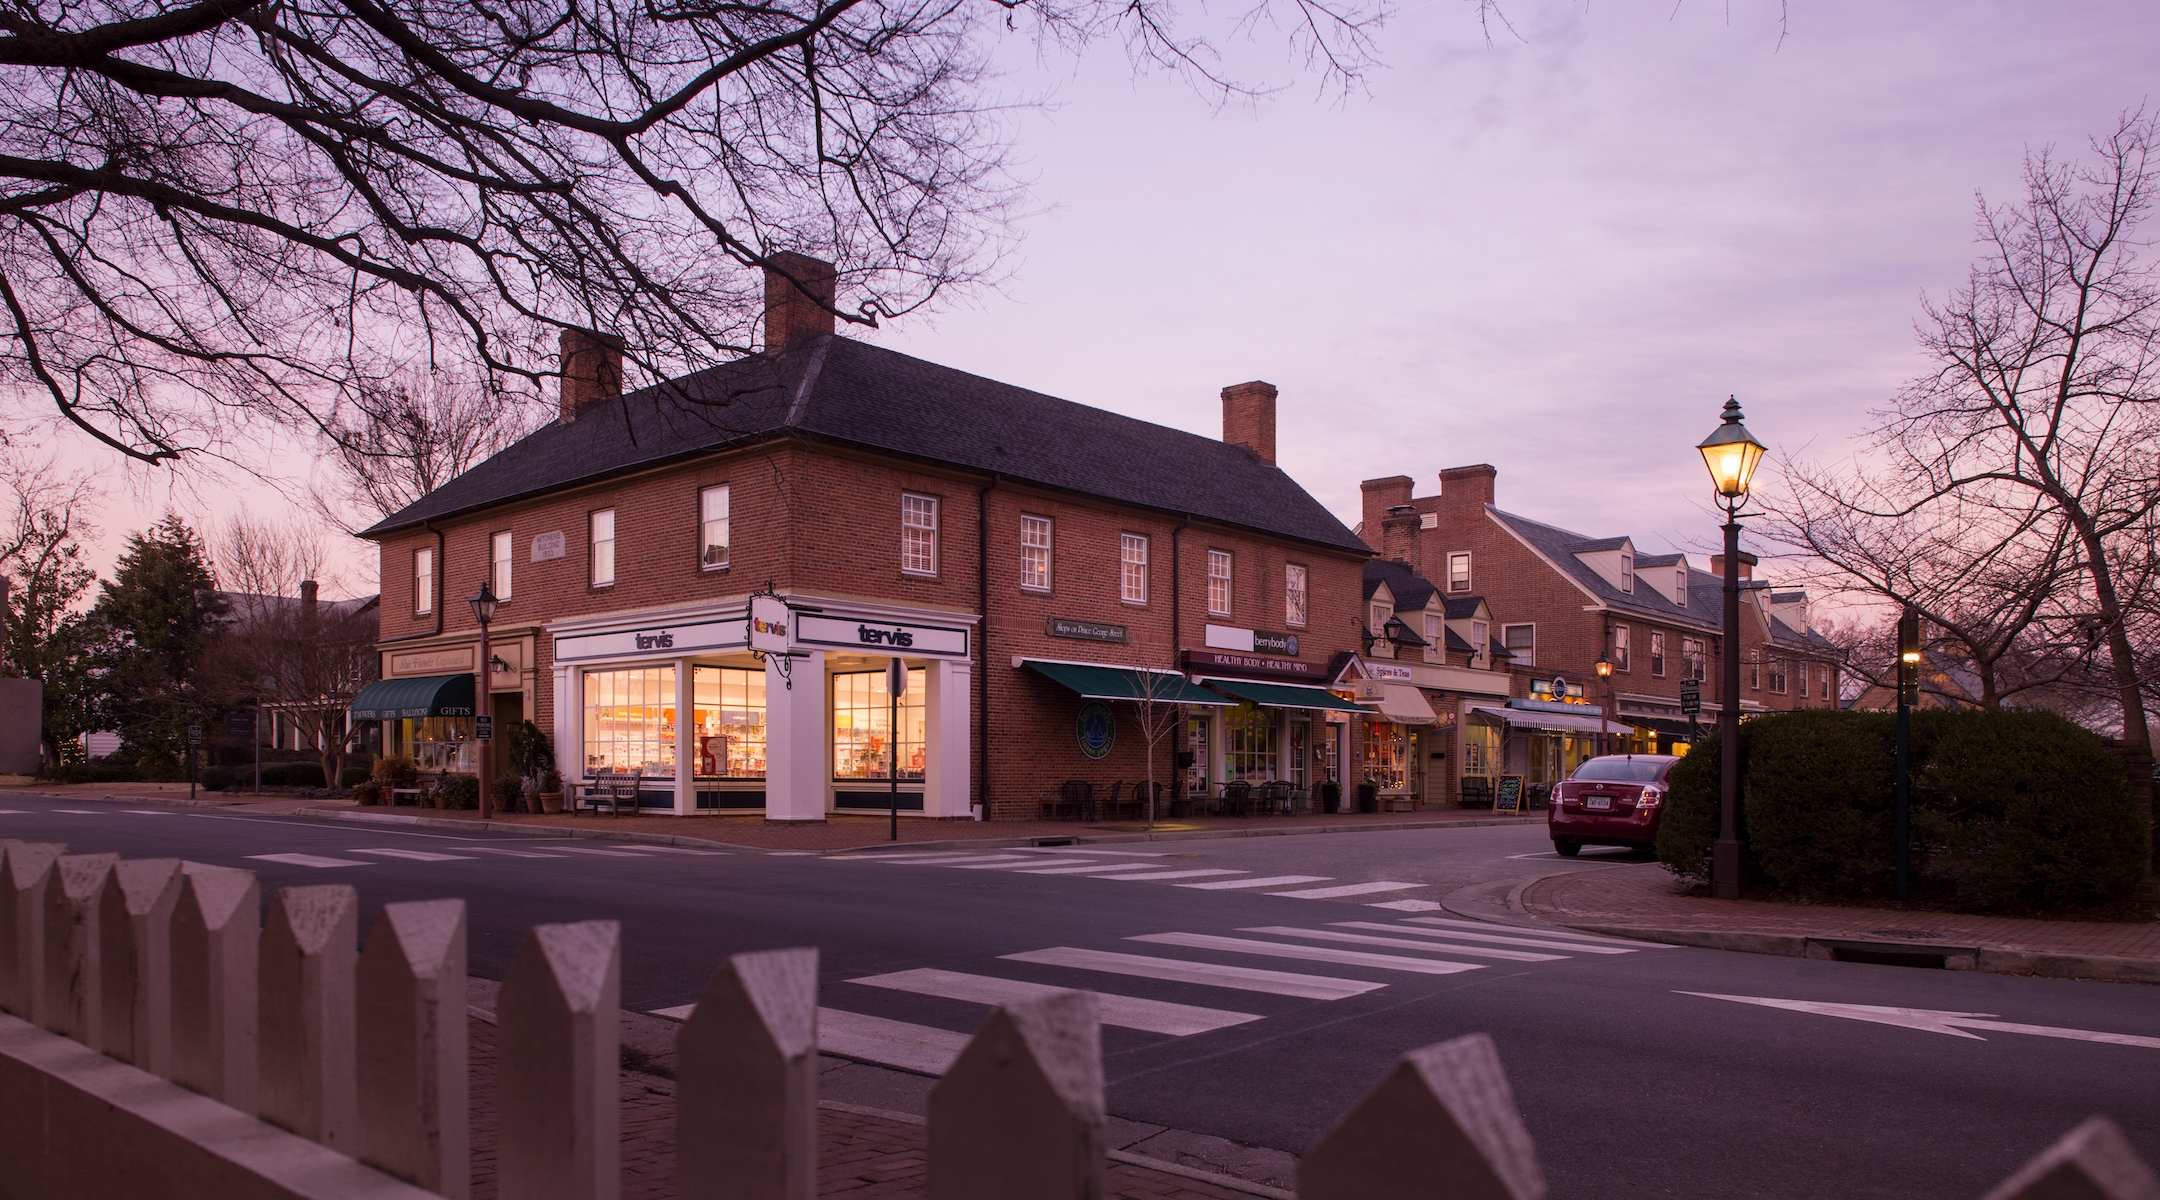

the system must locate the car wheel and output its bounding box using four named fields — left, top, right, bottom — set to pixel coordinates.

left=1553, top=840, right=1582, bottom=857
